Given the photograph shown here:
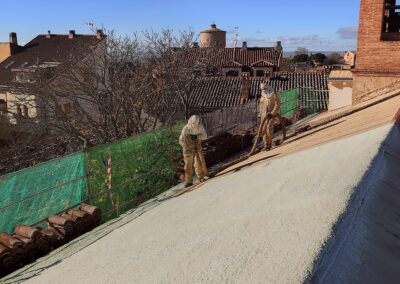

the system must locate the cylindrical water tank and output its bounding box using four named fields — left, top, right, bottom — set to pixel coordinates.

left=200, top=24, right=226, bottom=48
